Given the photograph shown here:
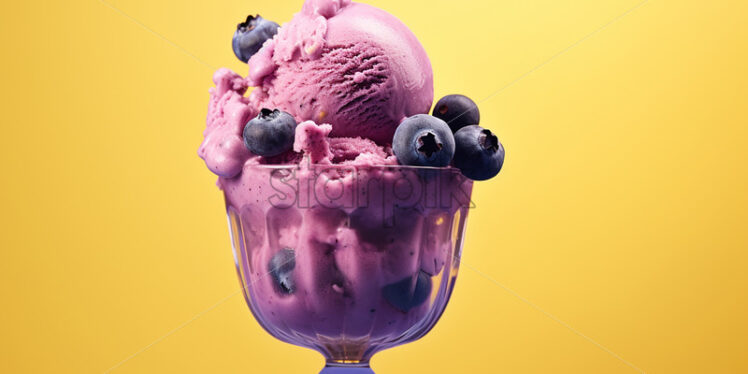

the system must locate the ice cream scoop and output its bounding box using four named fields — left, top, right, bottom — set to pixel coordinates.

left=247, top=0, right=434, bottom=144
